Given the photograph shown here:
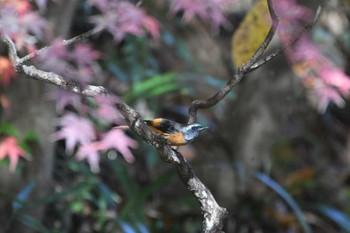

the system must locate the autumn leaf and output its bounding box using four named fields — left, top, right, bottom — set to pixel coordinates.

left=92, top=95, right=123, bottom=124
left=1, top=0, right=32, bottom=15
left=89, top=1, right=160, bottom=41
left=76, top=142, right=102, bottom=173
left=232, top=0, right=272, bottom=67
left=47, top=90, right=83, bottom=113
left=52, top=113, right=96, bottom=153
left=99, top=128, right=138, bottom=163
left=0, top=136, right=27, bottom=173
left=0, top=56, right=15, bottom=87
left=170, top=0, right=230, bottom=30
left=274, top=0, right=350, bottom=112
left=0, top=94, right=10, bottom=109
left=69, top=43, right=101, bottom=66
